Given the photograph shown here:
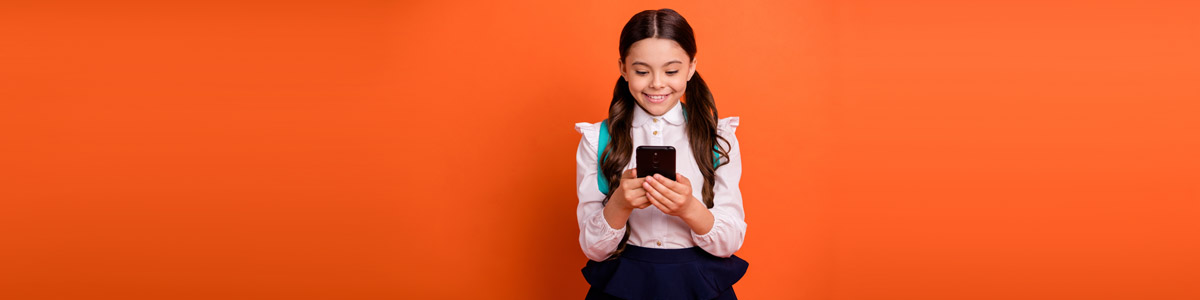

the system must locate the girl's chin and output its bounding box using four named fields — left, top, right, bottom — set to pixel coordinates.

left=639, top=99, right=677, bottom=115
